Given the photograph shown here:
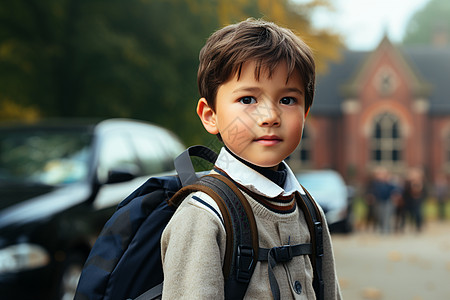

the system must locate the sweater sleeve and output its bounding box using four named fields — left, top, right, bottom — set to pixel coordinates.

left=160, top=192, right=227, bottom=299
left=319, top=207, right=343, bottom=299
